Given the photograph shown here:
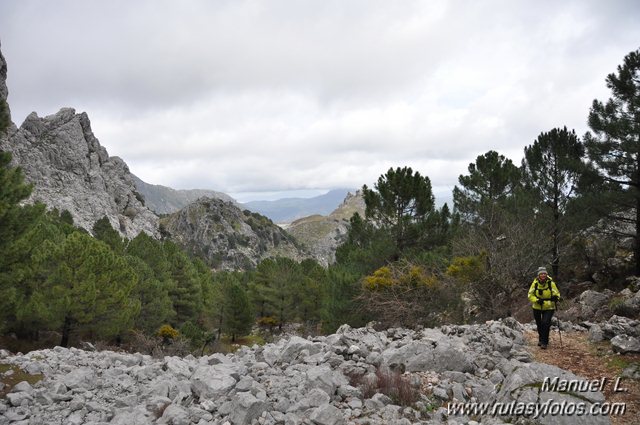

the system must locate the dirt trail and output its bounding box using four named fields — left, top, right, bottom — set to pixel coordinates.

left=524, top=329, right=640, bottom=425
